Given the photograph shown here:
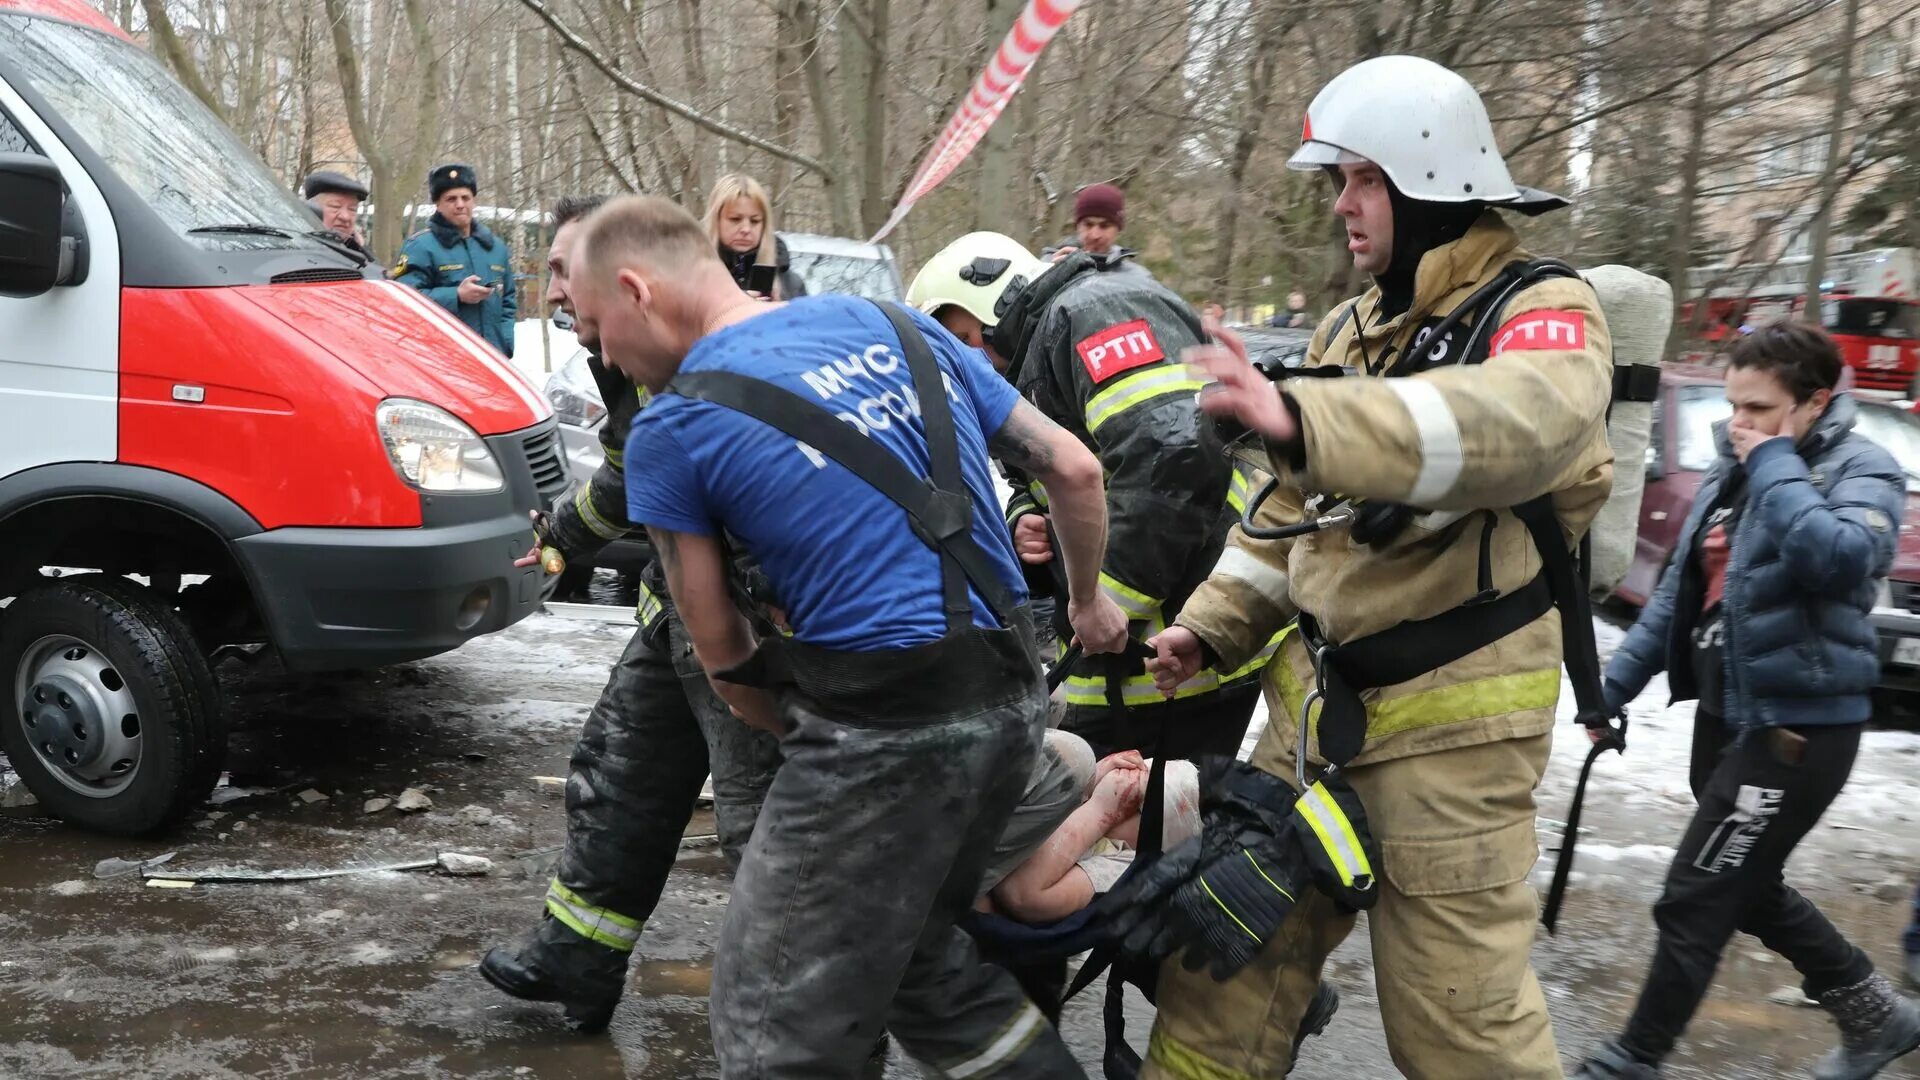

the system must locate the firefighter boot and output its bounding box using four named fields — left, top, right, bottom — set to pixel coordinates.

left=1571, top=1039, right=1661, bottom=1078
left=1812, top=973, right=1920, bottom=1080
left=479, top=915, right=630, bottom=1033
